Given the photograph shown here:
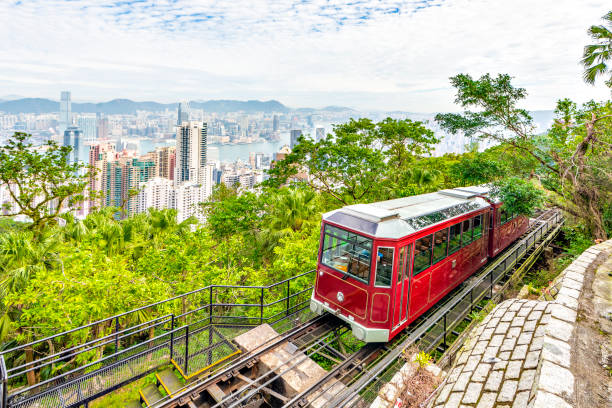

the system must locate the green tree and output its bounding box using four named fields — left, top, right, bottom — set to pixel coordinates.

left=491, top=177, right=544, bottom=217
left=201, top=186, right=261, bottom=241
left=0, top=132, right=90, bottom=233
left=436, top=73, right=612, bottom=239
left=265, top=118, right=438, bottom=204
left=581, top=11, right=612, bottom=87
